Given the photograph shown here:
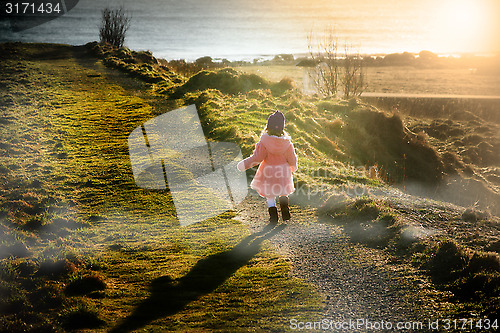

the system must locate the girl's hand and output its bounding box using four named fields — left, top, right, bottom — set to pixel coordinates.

left=237, top=161, right=246, bottom=171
